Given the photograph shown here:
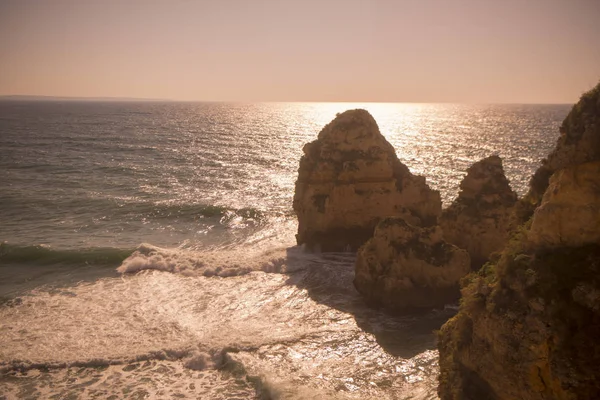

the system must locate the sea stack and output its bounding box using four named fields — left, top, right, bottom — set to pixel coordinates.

left=293, top=109, right=441, bottom=251
left=437, top=83, right=600, bottom=399
left=354, top=217, right=470, bottom=312
left=440, top=155, right=517, bottom=268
